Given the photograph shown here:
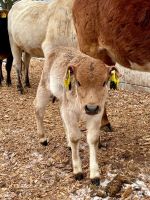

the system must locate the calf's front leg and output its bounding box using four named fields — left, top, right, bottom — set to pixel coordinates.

left=61, top=106, right=83, bottom=180
left=87, top=119, right=100, bottom=186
